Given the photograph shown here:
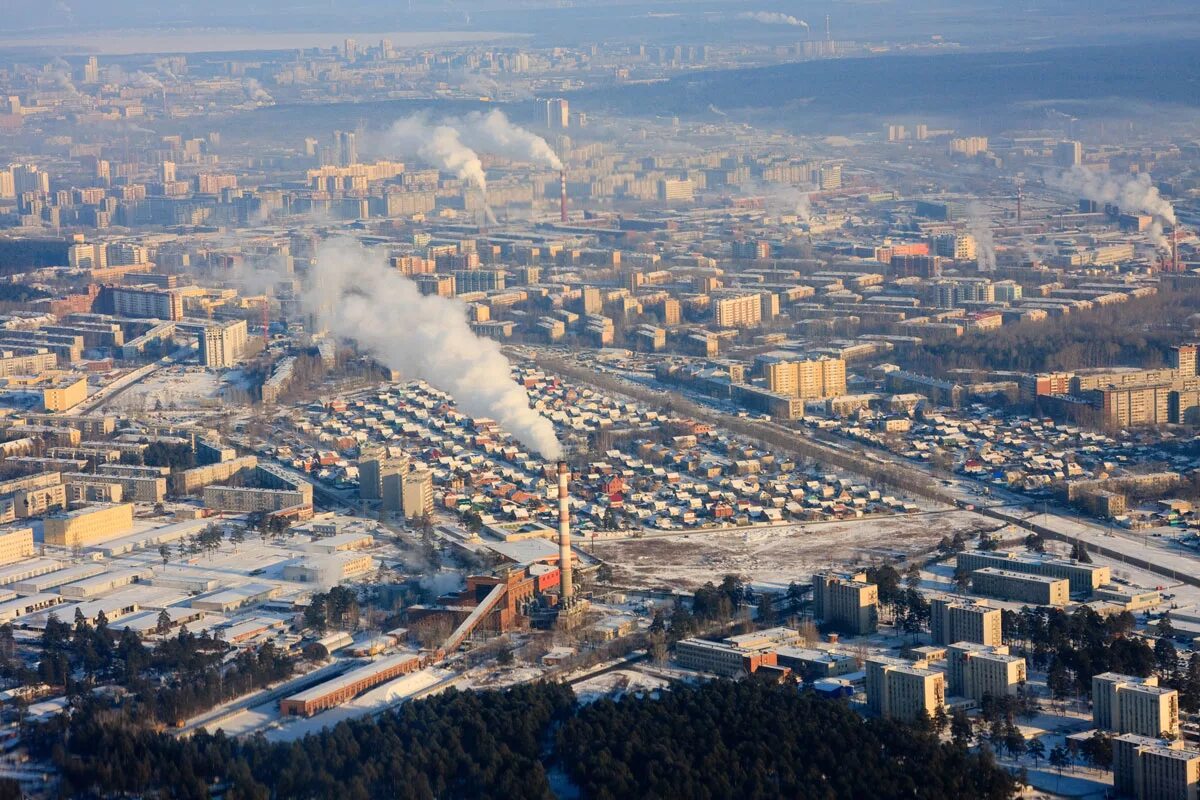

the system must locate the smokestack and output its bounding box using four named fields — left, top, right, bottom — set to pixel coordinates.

left=557, top=460, right=572, bottom=602
left=1173, top=227, right=1180, bottom=272
left=559, top=169, right=567, bottom=224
